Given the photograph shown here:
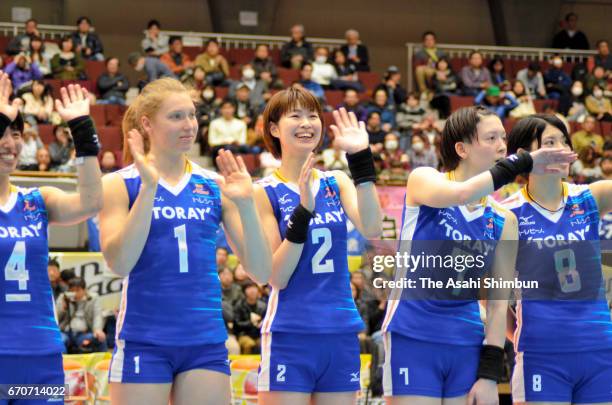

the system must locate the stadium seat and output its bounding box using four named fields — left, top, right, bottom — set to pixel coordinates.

left=601, top=121, right=611, bottom=137
left=449, top=95, right=475, bottom=112
left=90, top=104, right=107, bottom=127
left=532, top=98, right=557, bottom=113
left=324, top=90, right=344, bottom=109
left=278, top=68, right=300, bottom=86
left=229, top=65, right=241, bottom=80
left=240, top=153, right=260, bottom=174
left=229, top=48, right=255, bottom=66
left=45, top=79, right=63, bottom=99
left=357, top=72, right=380, bottom=92
left=182, top=46, right=201, bottom=60
left=38, top=124, right=54, bottom=144
left=322, top=111, right=334, bottom=129
left=105, top=104, right=127, bottom=127
left=85, top=60, right=106, bottom=91
left=98, top=126, right=123, bottom=152
left=215, top=86, right=229, bottom=100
